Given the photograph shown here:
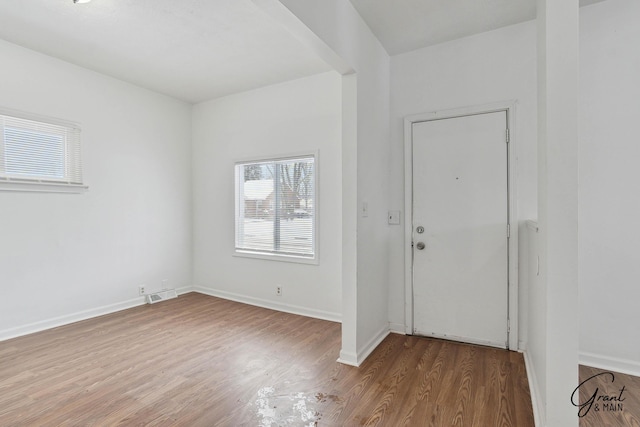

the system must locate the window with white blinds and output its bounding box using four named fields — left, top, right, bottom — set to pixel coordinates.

left=0, top=111, right=84, bottom=191
left=235, top=155, right=316, bottom=260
